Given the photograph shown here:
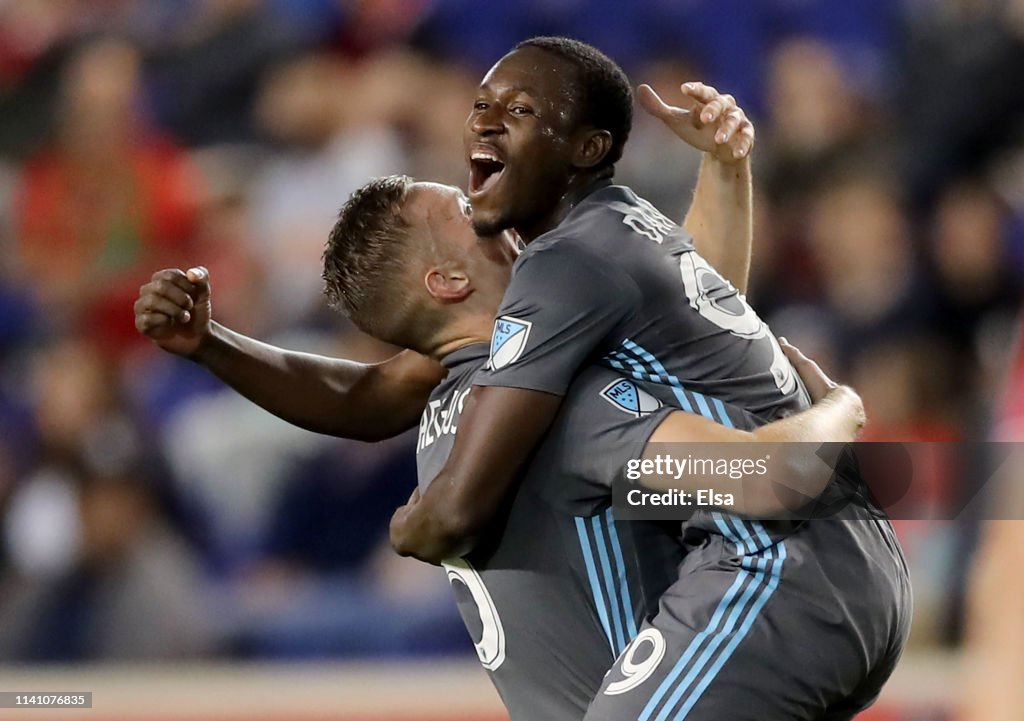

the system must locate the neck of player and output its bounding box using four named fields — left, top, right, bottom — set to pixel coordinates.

left=517, top=172, right=611, bottom=243
left=420, top=310, right=495, bottom=363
